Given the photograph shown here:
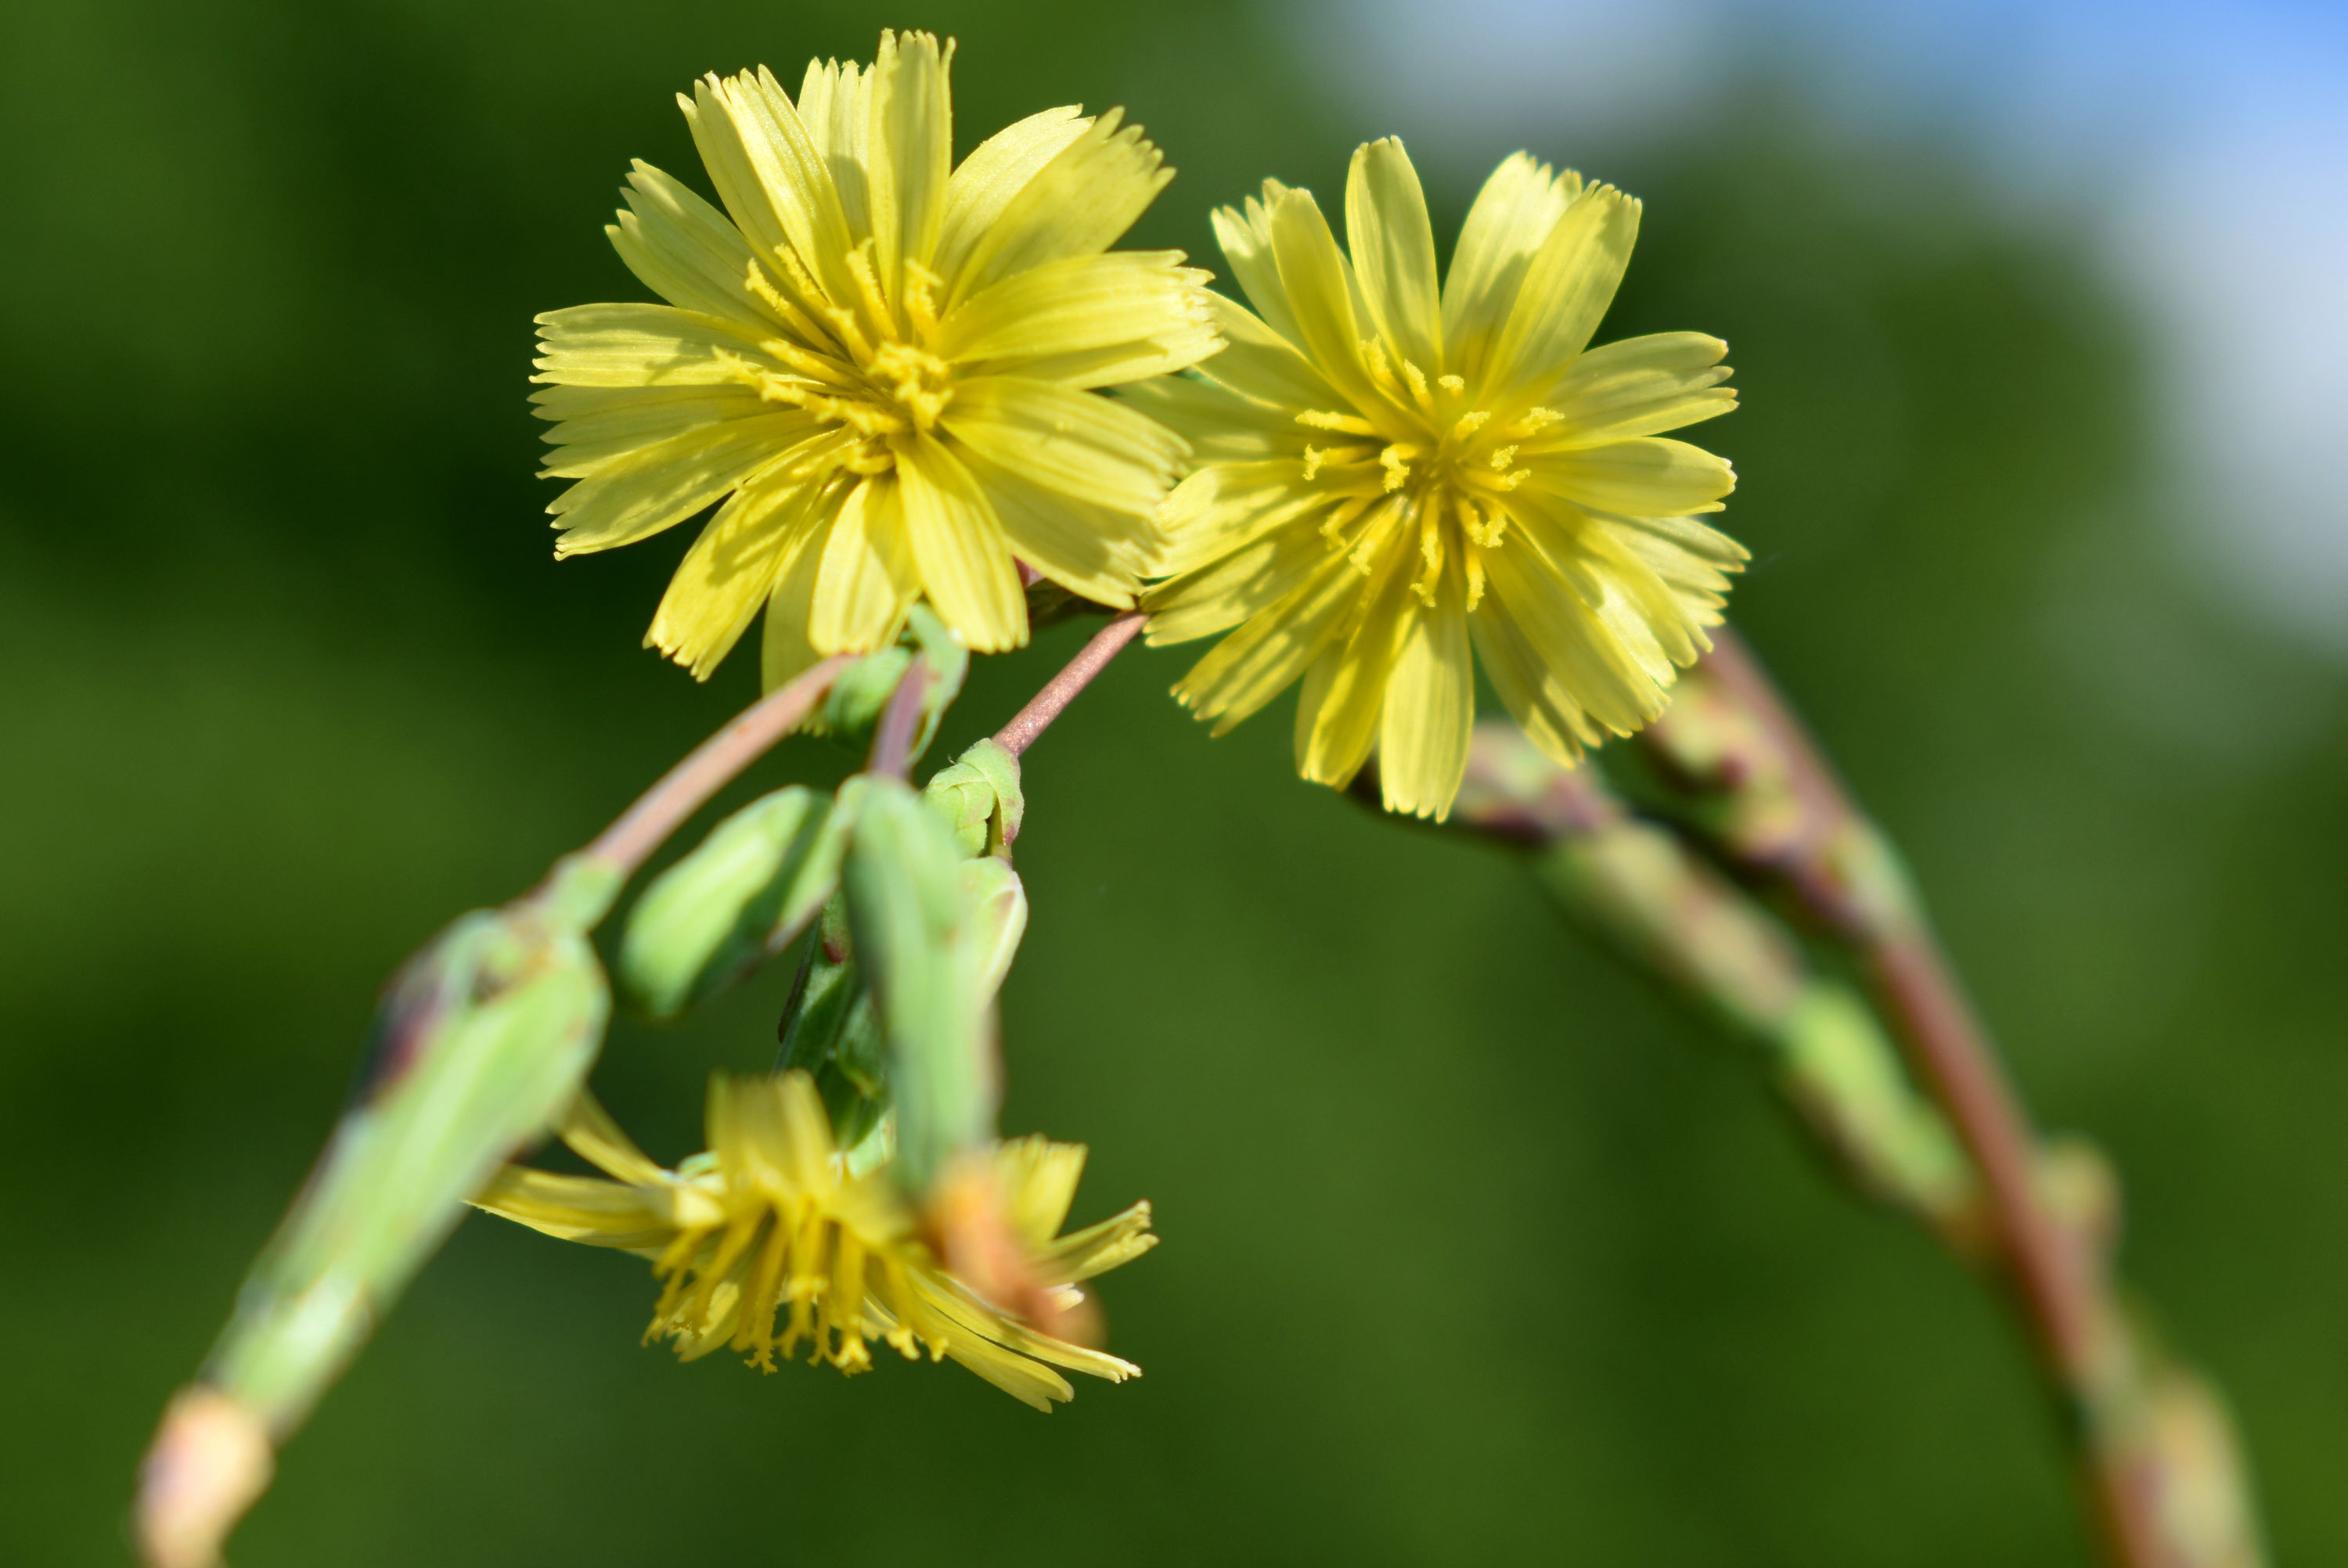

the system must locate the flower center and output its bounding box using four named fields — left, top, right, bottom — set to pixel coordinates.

left=717, top=250, right=960, bottom=480
left=1295, top=350, right=1558, bottom=610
